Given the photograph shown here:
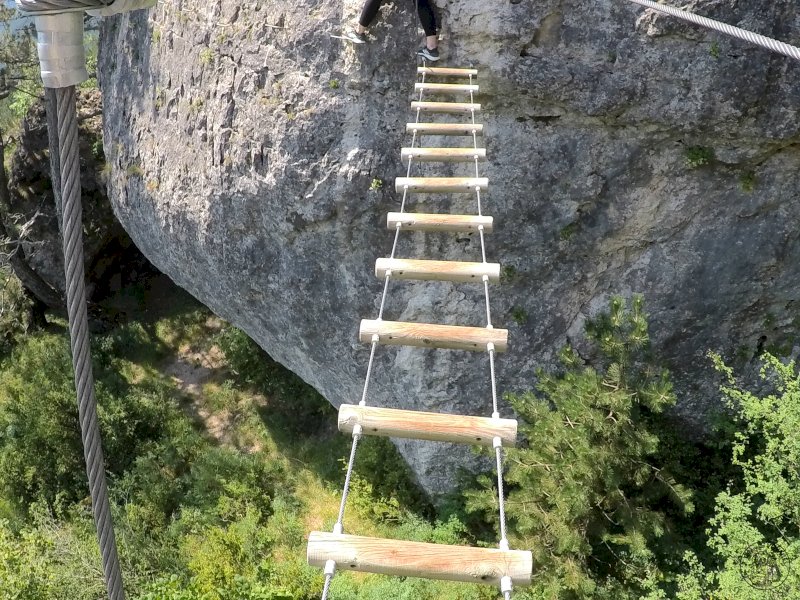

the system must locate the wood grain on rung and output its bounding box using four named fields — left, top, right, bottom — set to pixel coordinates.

left=338, top=404, right=517, bottom=447
left=418, top=66, right=478, bottom=77
left=359, top=319, right=508, bottom=352
left=375, top=258, right=499, bottom=283
left=411, top=101, right=481, bottom=113
left=401, top=147, right=486, bottom=163
left=406, top=123, right=484, bottom=136
left=307, top=532, right=532, bottom=585
left=395, top=177, right=488, bottom=193
left=416, top=82, right=479, bottom=93
left=387, top=212, right=493, bottom=233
